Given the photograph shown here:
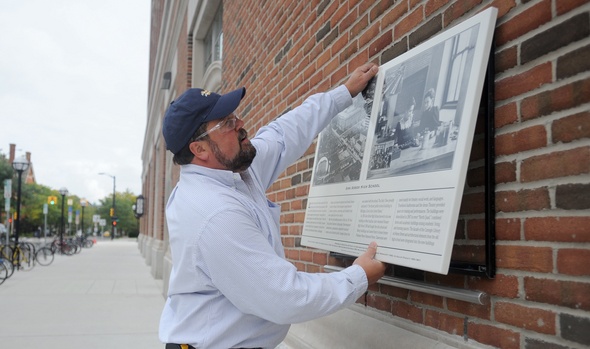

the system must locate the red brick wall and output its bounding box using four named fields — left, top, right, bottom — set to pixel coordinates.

left=221, top=1, right=589, bottom=348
